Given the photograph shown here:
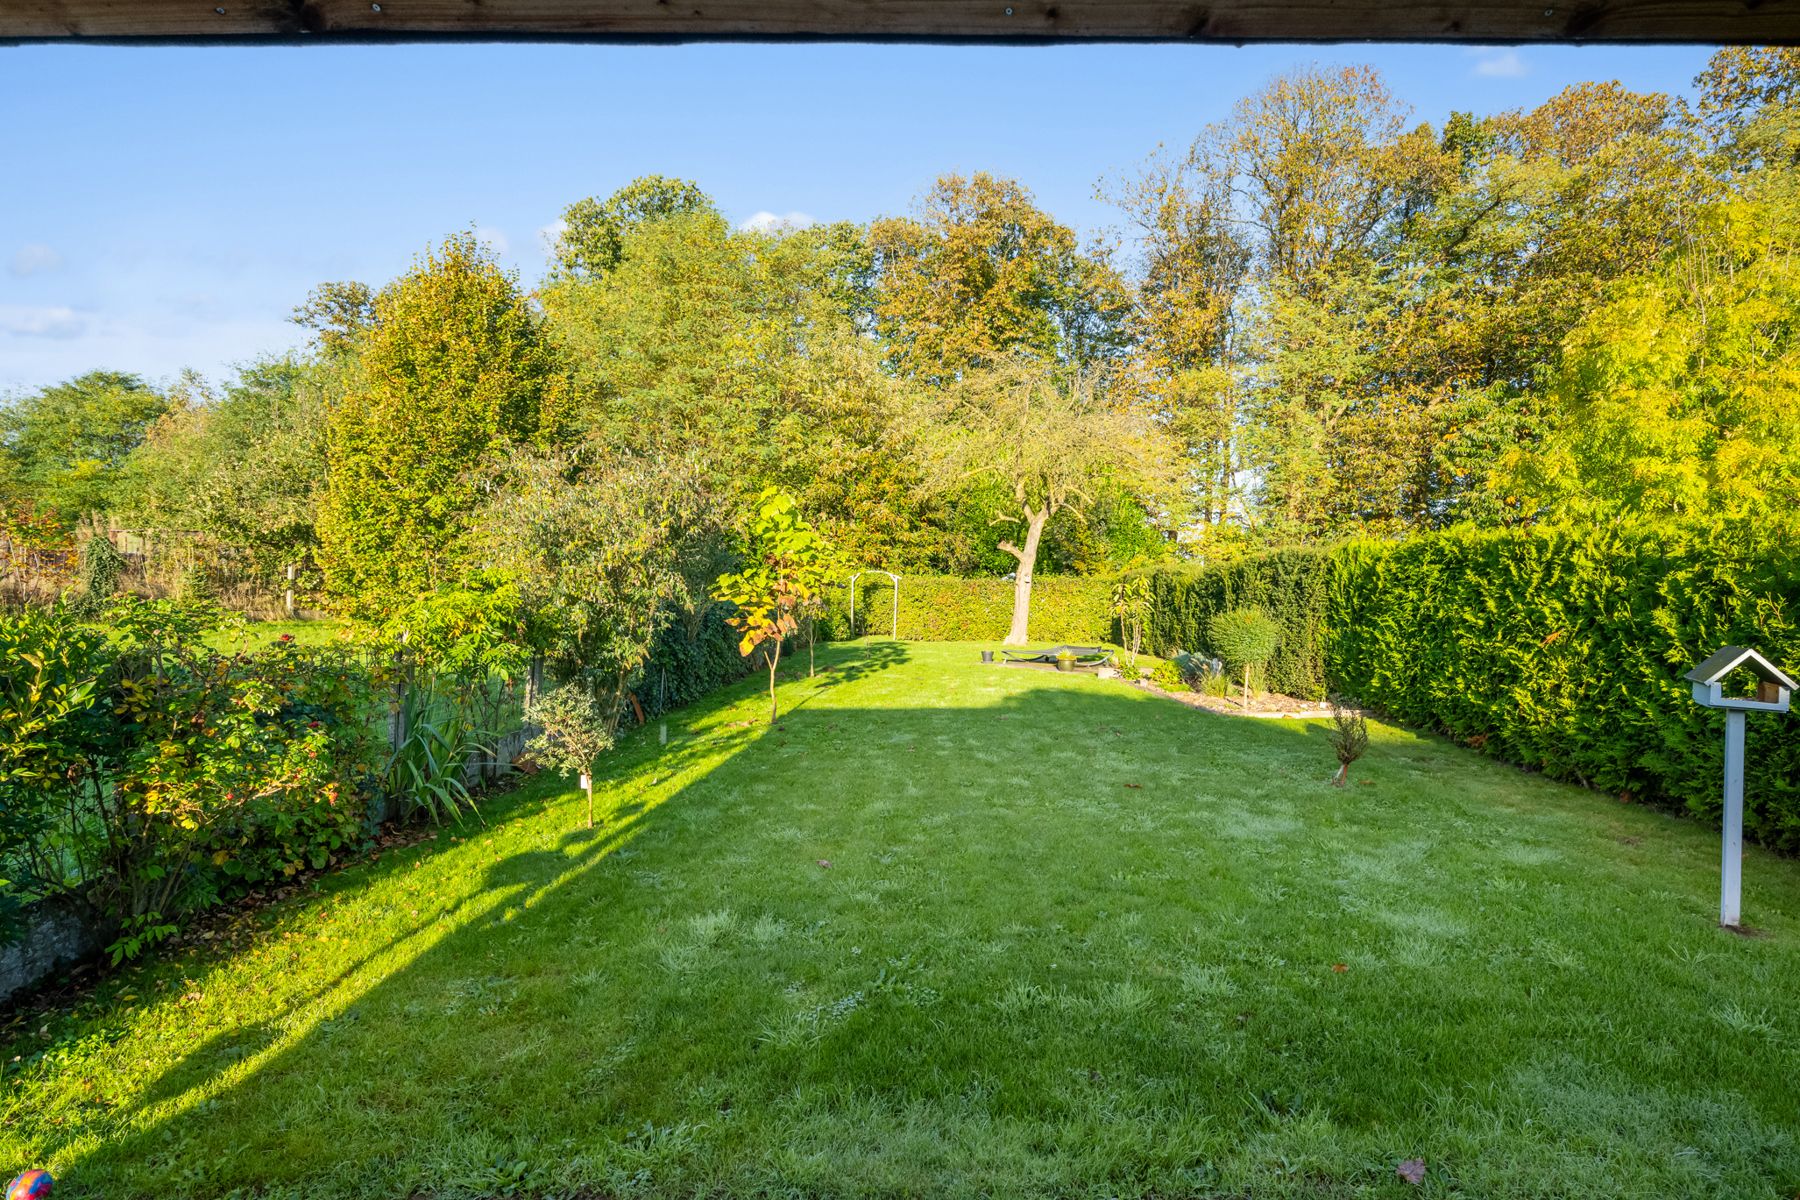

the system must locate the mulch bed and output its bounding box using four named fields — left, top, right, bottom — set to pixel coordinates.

left=1128, top=678, right=1341, bottom=719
